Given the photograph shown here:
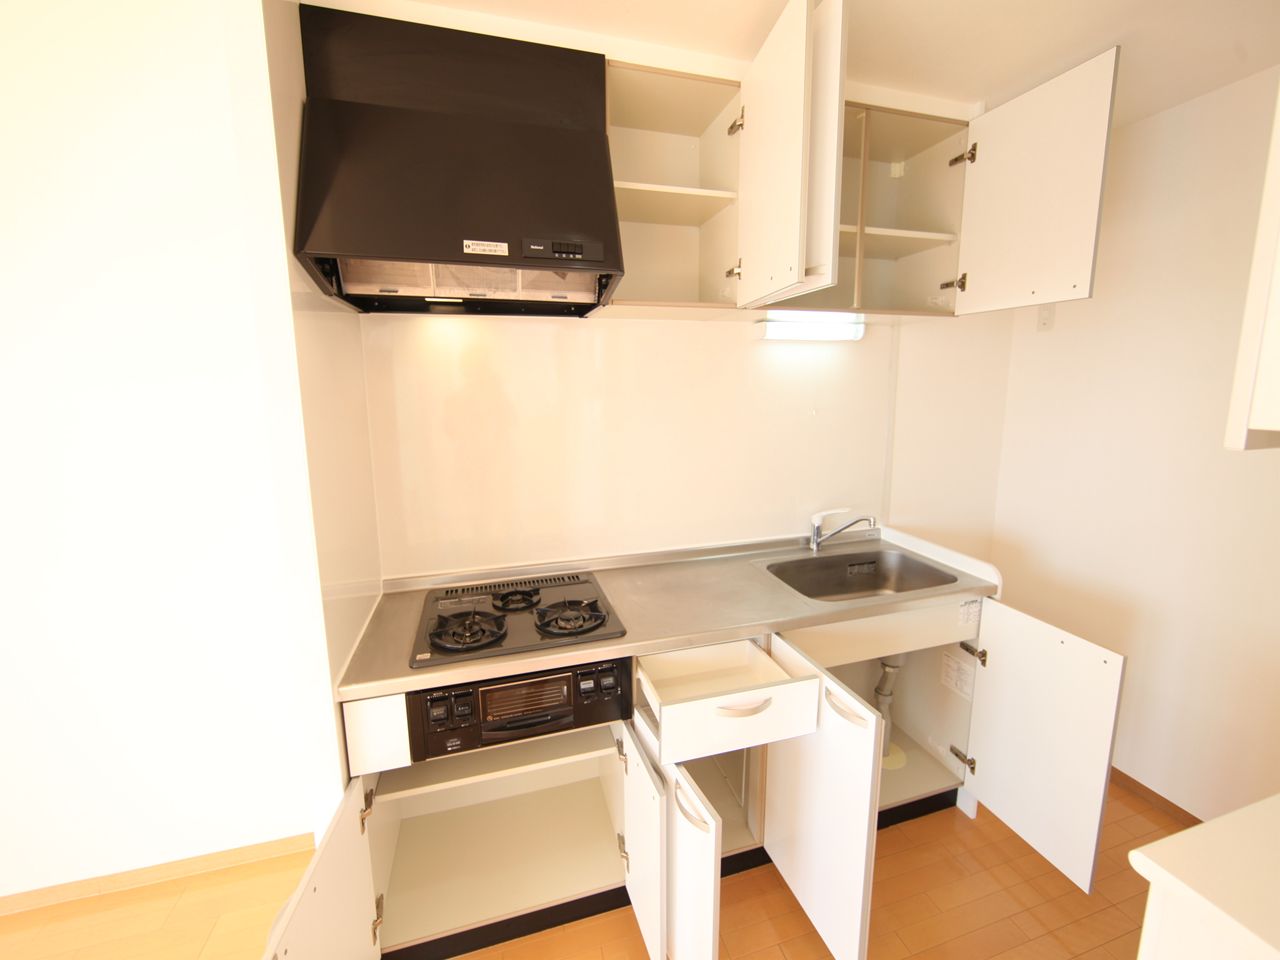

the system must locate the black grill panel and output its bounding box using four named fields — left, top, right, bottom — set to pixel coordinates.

left=443, top=574, right=585, bottom=598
